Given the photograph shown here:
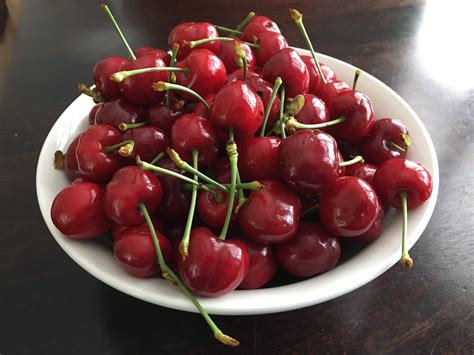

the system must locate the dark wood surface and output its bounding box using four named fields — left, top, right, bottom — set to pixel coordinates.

left=1, top=0, right=473, bottom=353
